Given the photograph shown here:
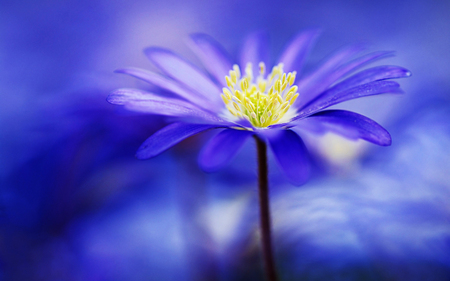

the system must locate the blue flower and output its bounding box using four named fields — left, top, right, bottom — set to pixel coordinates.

left=108, top=30, right=410, bottom=185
